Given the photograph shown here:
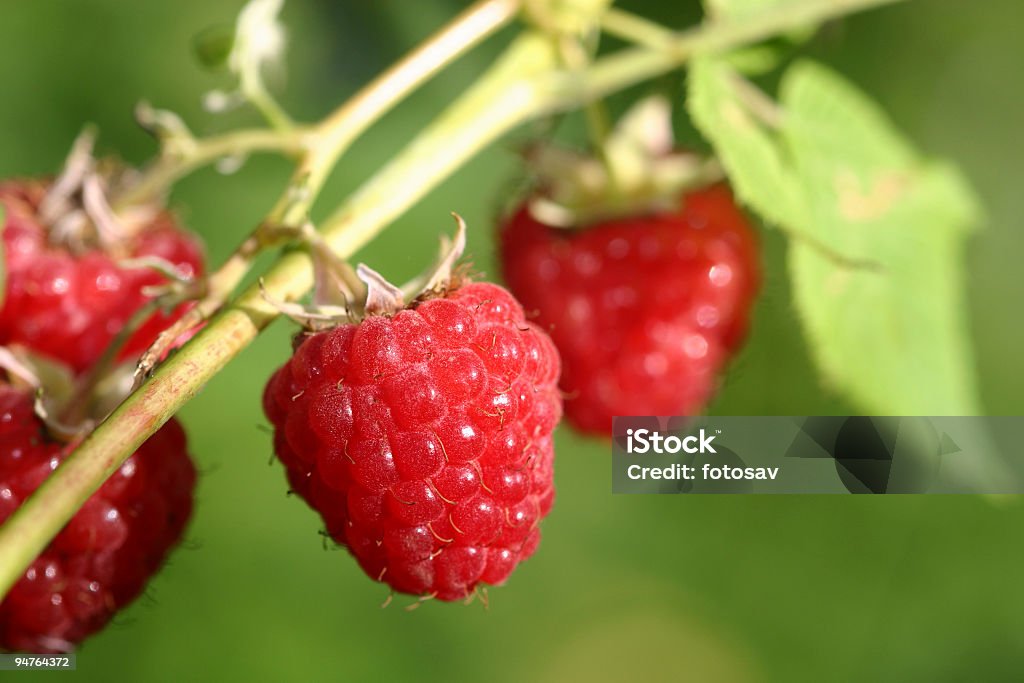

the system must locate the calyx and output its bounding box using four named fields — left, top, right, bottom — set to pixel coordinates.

left=263, top=214, right=469, bottom=330
left=526, top=96, right=723, bottom=228
left=22, top=129, right=165, bottom=257
left=0, top=345, right=135, bottom=442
